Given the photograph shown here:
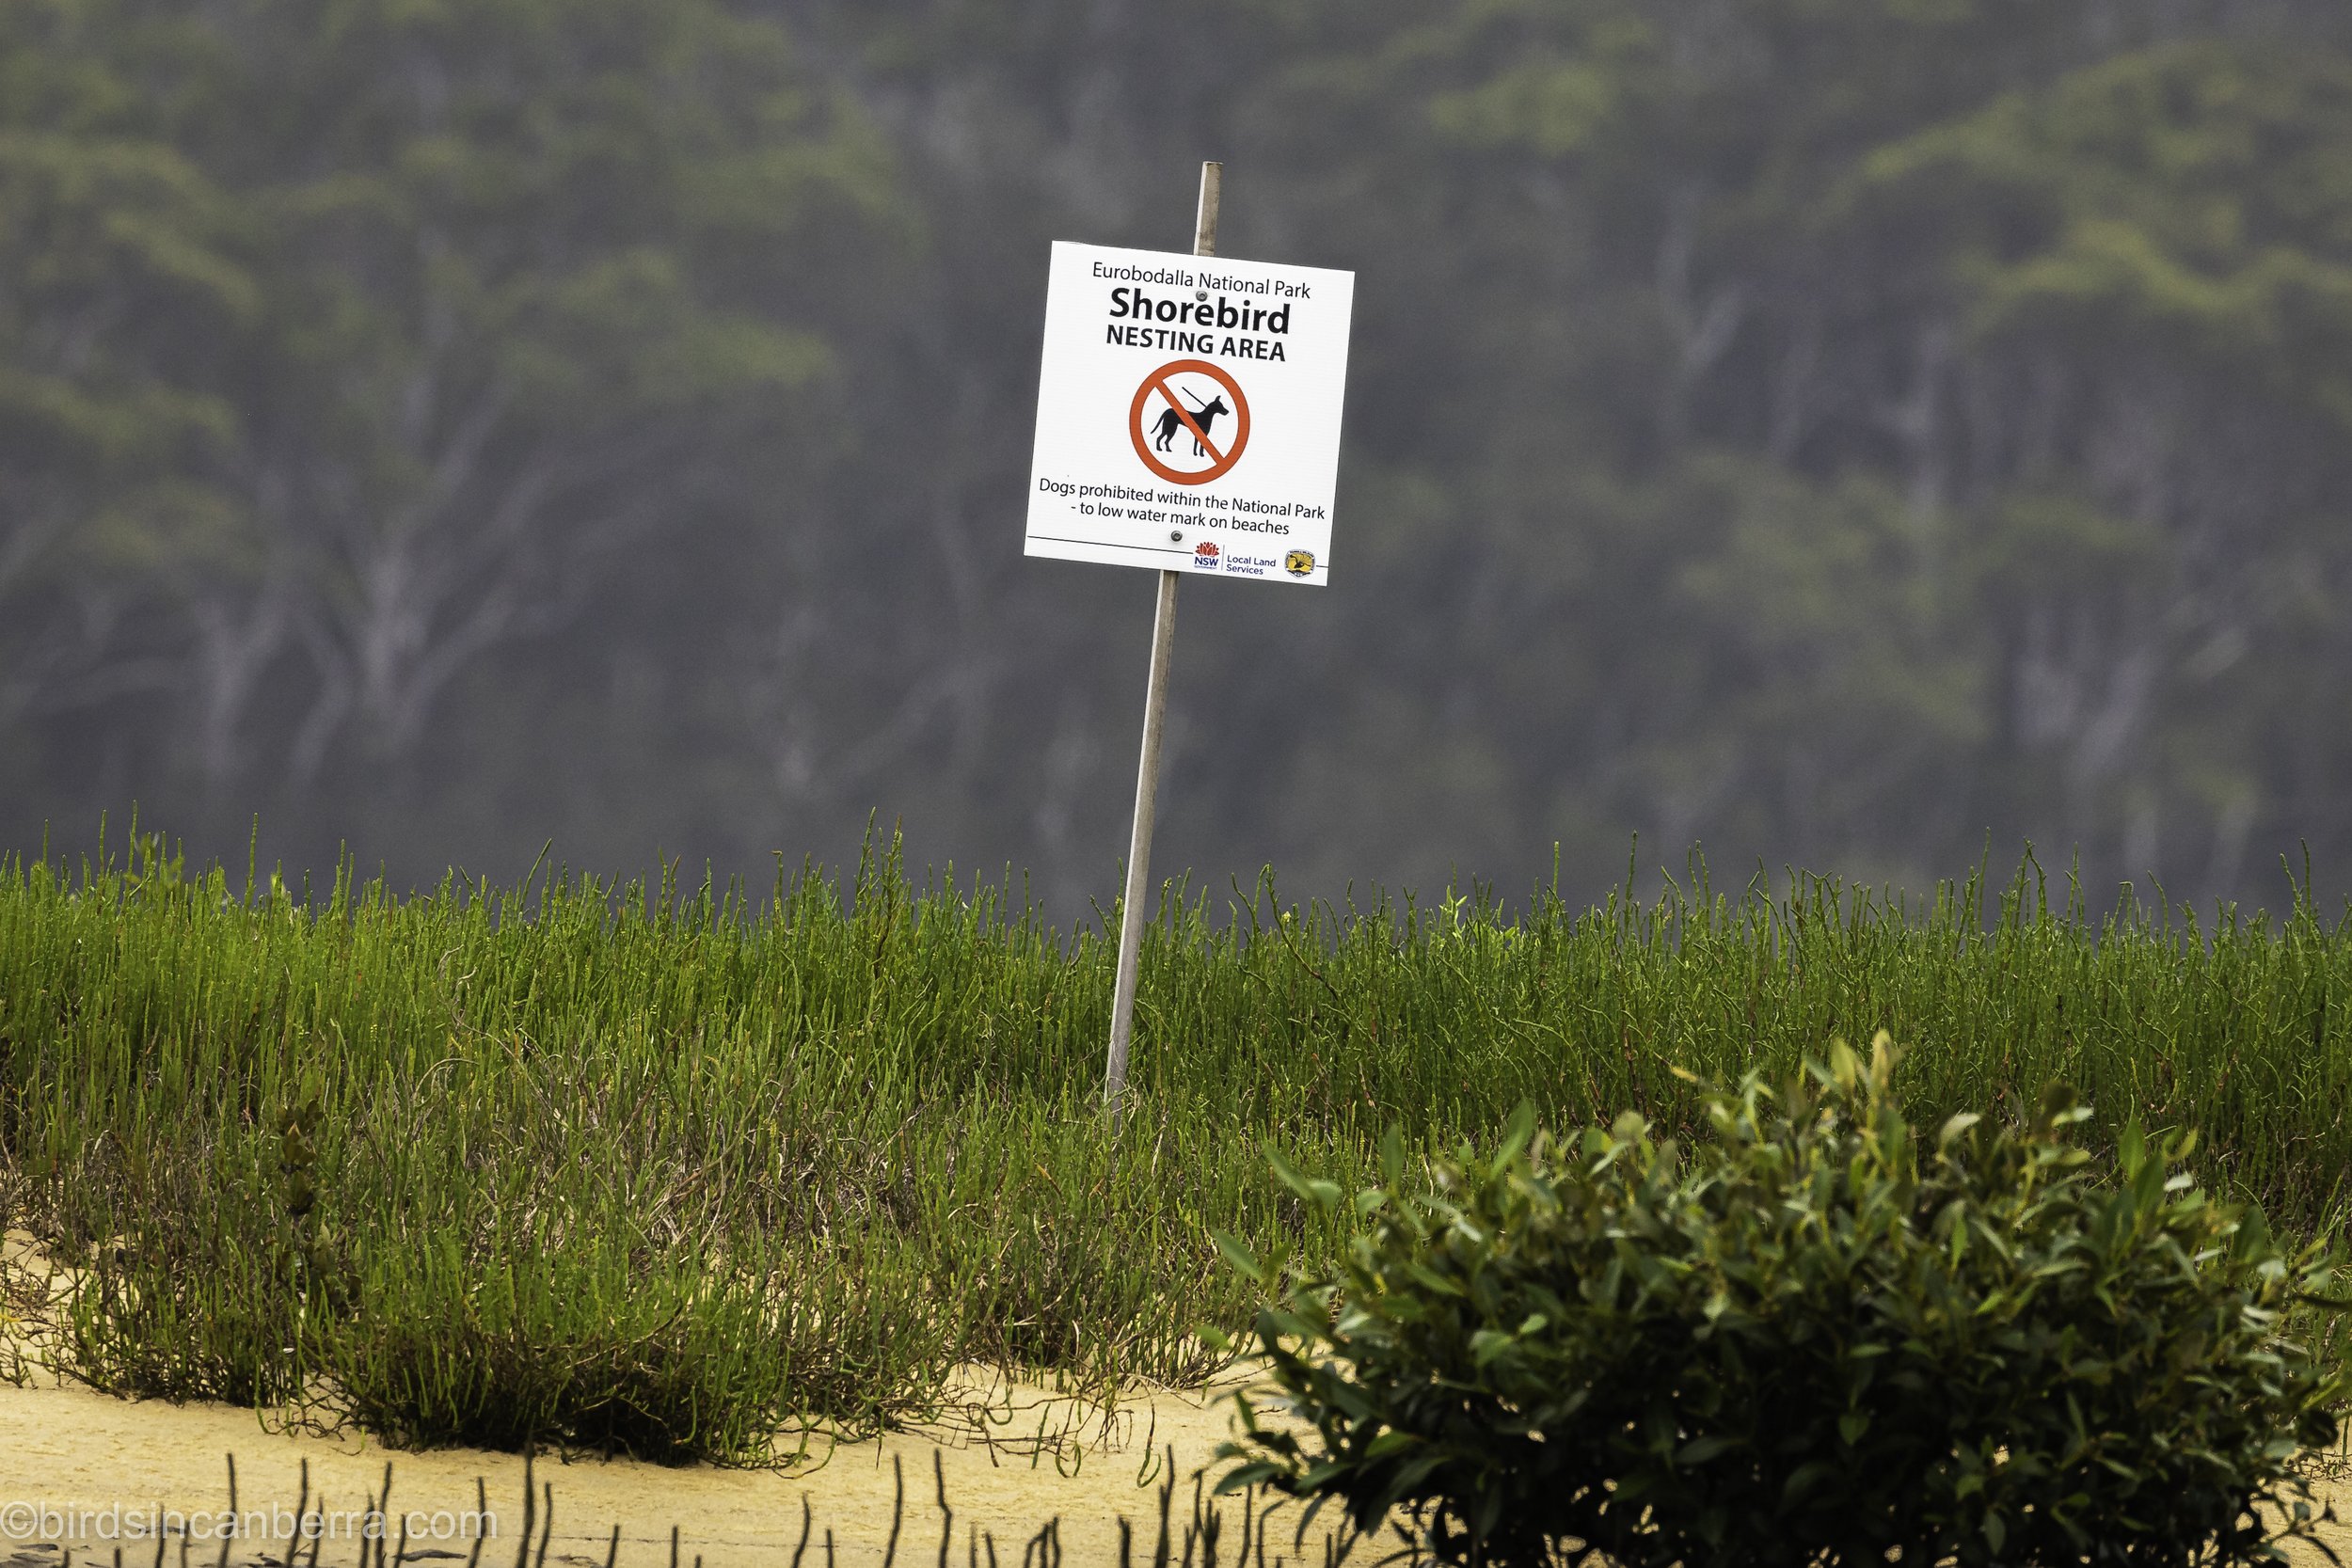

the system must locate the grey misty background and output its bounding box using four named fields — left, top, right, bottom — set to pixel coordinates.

left=7, top=0, right=2352, bottom=922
